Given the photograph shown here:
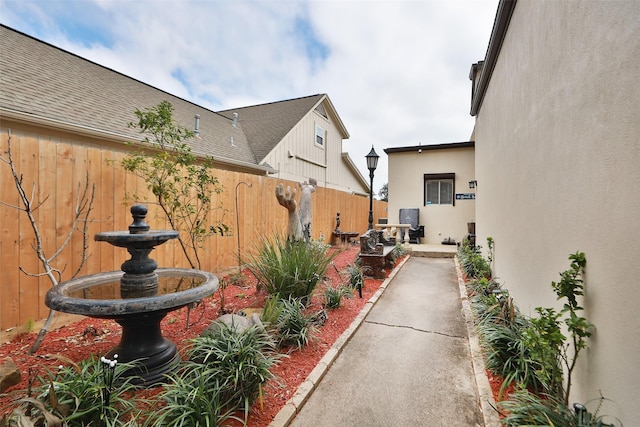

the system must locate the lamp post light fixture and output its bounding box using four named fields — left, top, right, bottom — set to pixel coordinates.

left=366, top=146, right=379, bottom=230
